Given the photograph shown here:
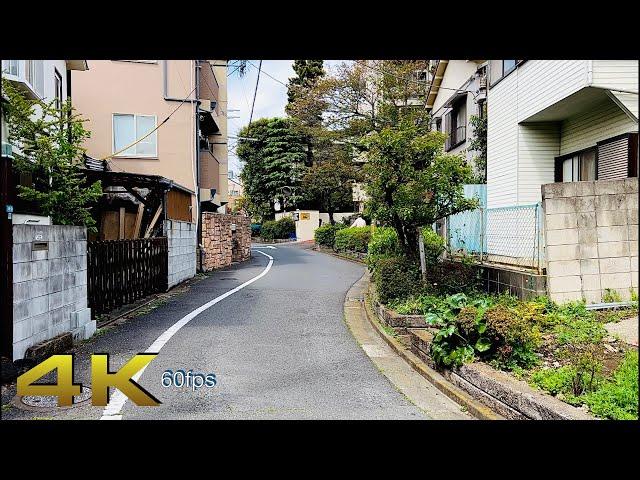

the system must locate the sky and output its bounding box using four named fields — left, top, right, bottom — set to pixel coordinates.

left=226, top=60, right=346, bottom=178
